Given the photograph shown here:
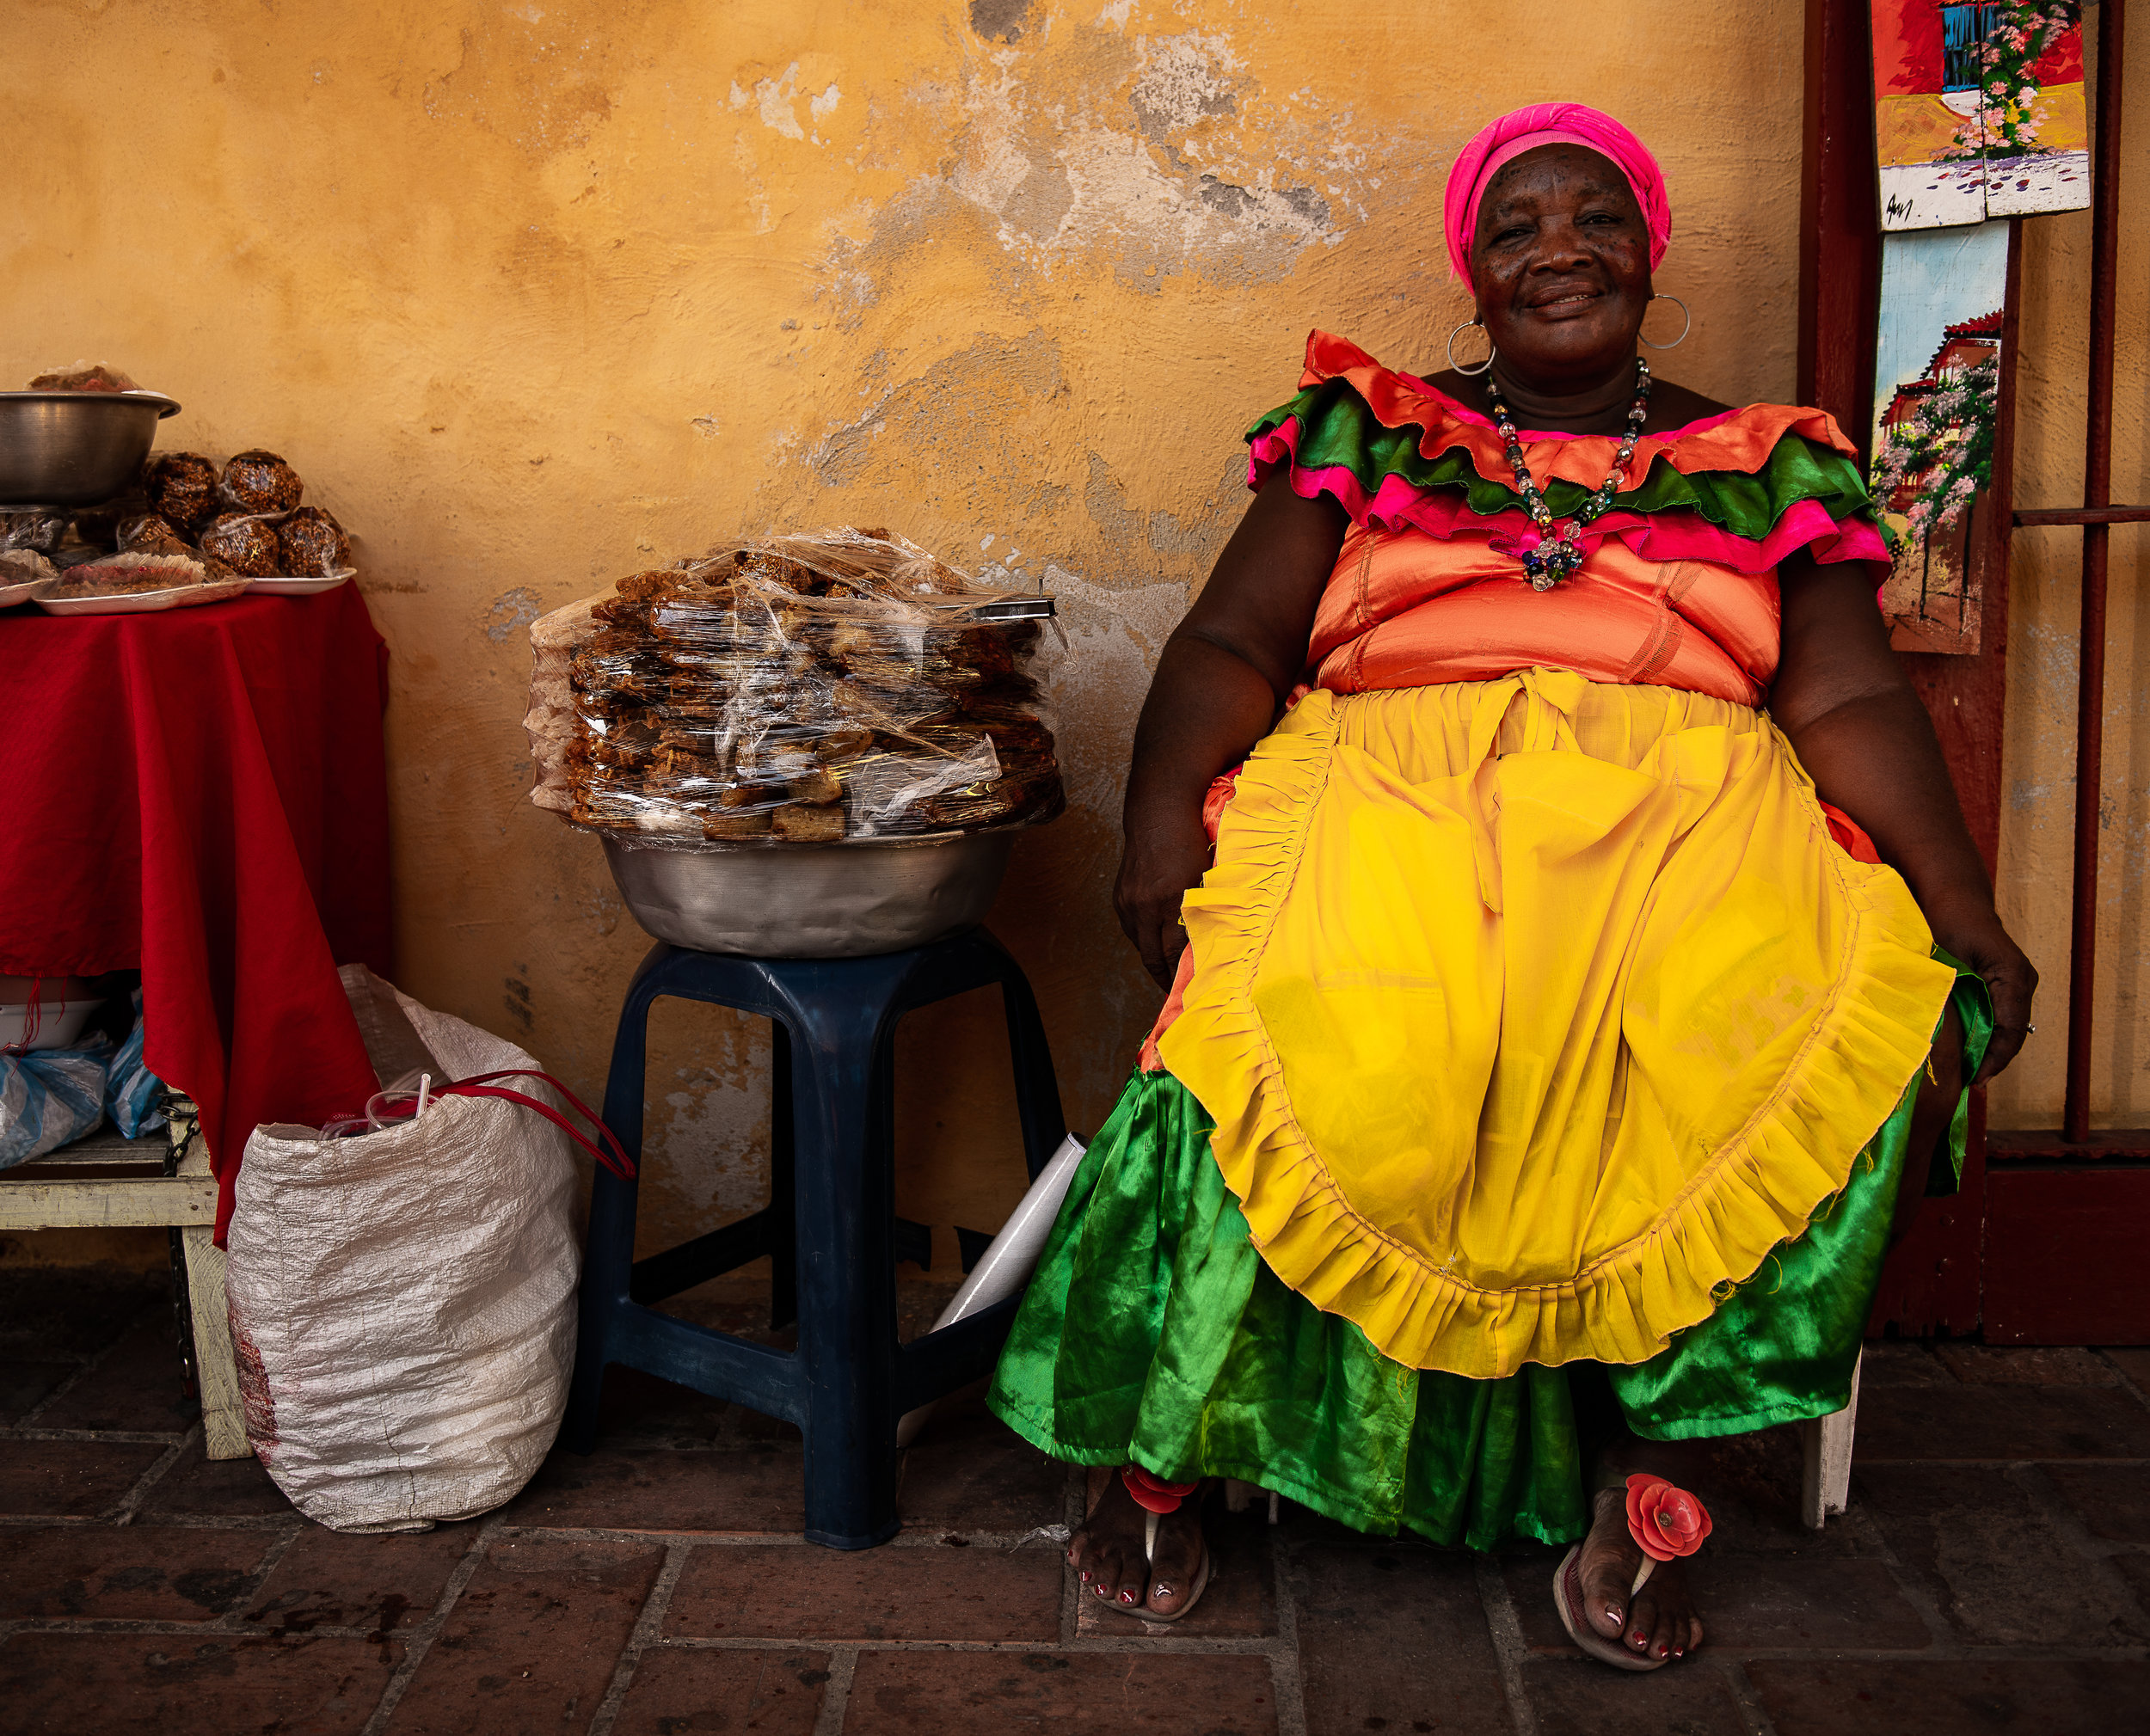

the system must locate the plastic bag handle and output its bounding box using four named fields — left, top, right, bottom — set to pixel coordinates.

left=433, top=1068, right=636, bottom=1180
